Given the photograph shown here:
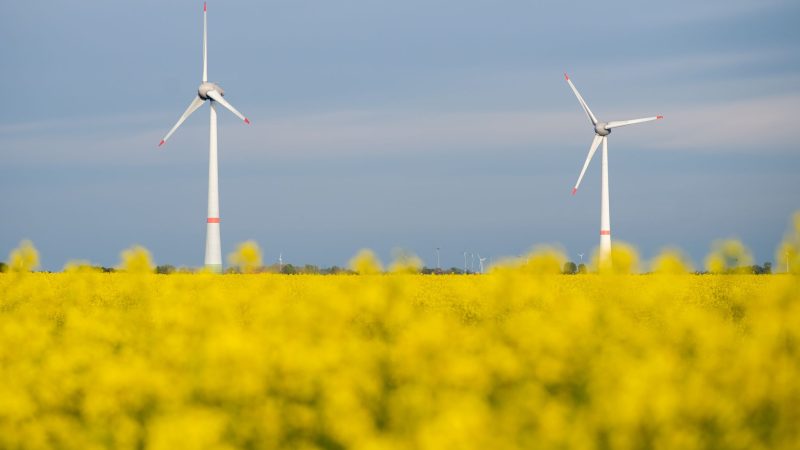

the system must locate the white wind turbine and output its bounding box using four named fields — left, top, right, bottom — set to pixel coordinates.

left=565, top=73, right=662, bottom=265
left=158, top=2, right=250, bottom=272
